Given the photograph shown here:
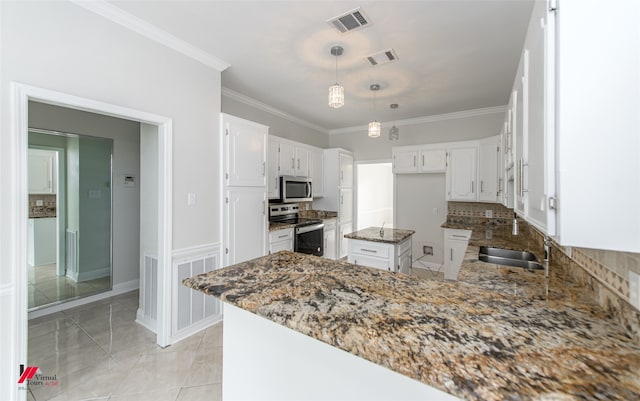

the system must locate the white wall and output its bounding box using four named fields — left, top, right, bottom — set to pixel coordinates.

left=0, top=1, right=222, bottom=396
left=140, top=124, right=159, bottom=257
left=222, top=95, right=329, bottom=148
left=29, top=102, right=141, bottom=286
